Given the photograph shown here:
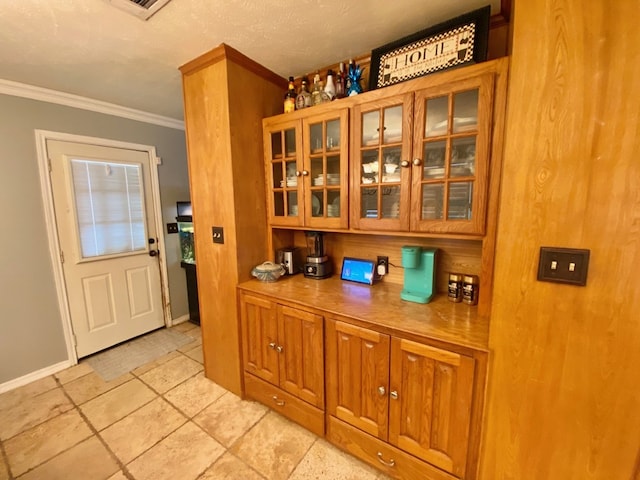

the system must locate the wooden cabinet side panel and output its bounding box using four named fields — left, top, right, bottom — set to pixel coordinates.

left=277, top=305, right=324, bottom=408
left=240, top=293, right=279, bottom=385
left=389, top=337, right=475, bottom=477
left=326, top=319, right=390, bottom=439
